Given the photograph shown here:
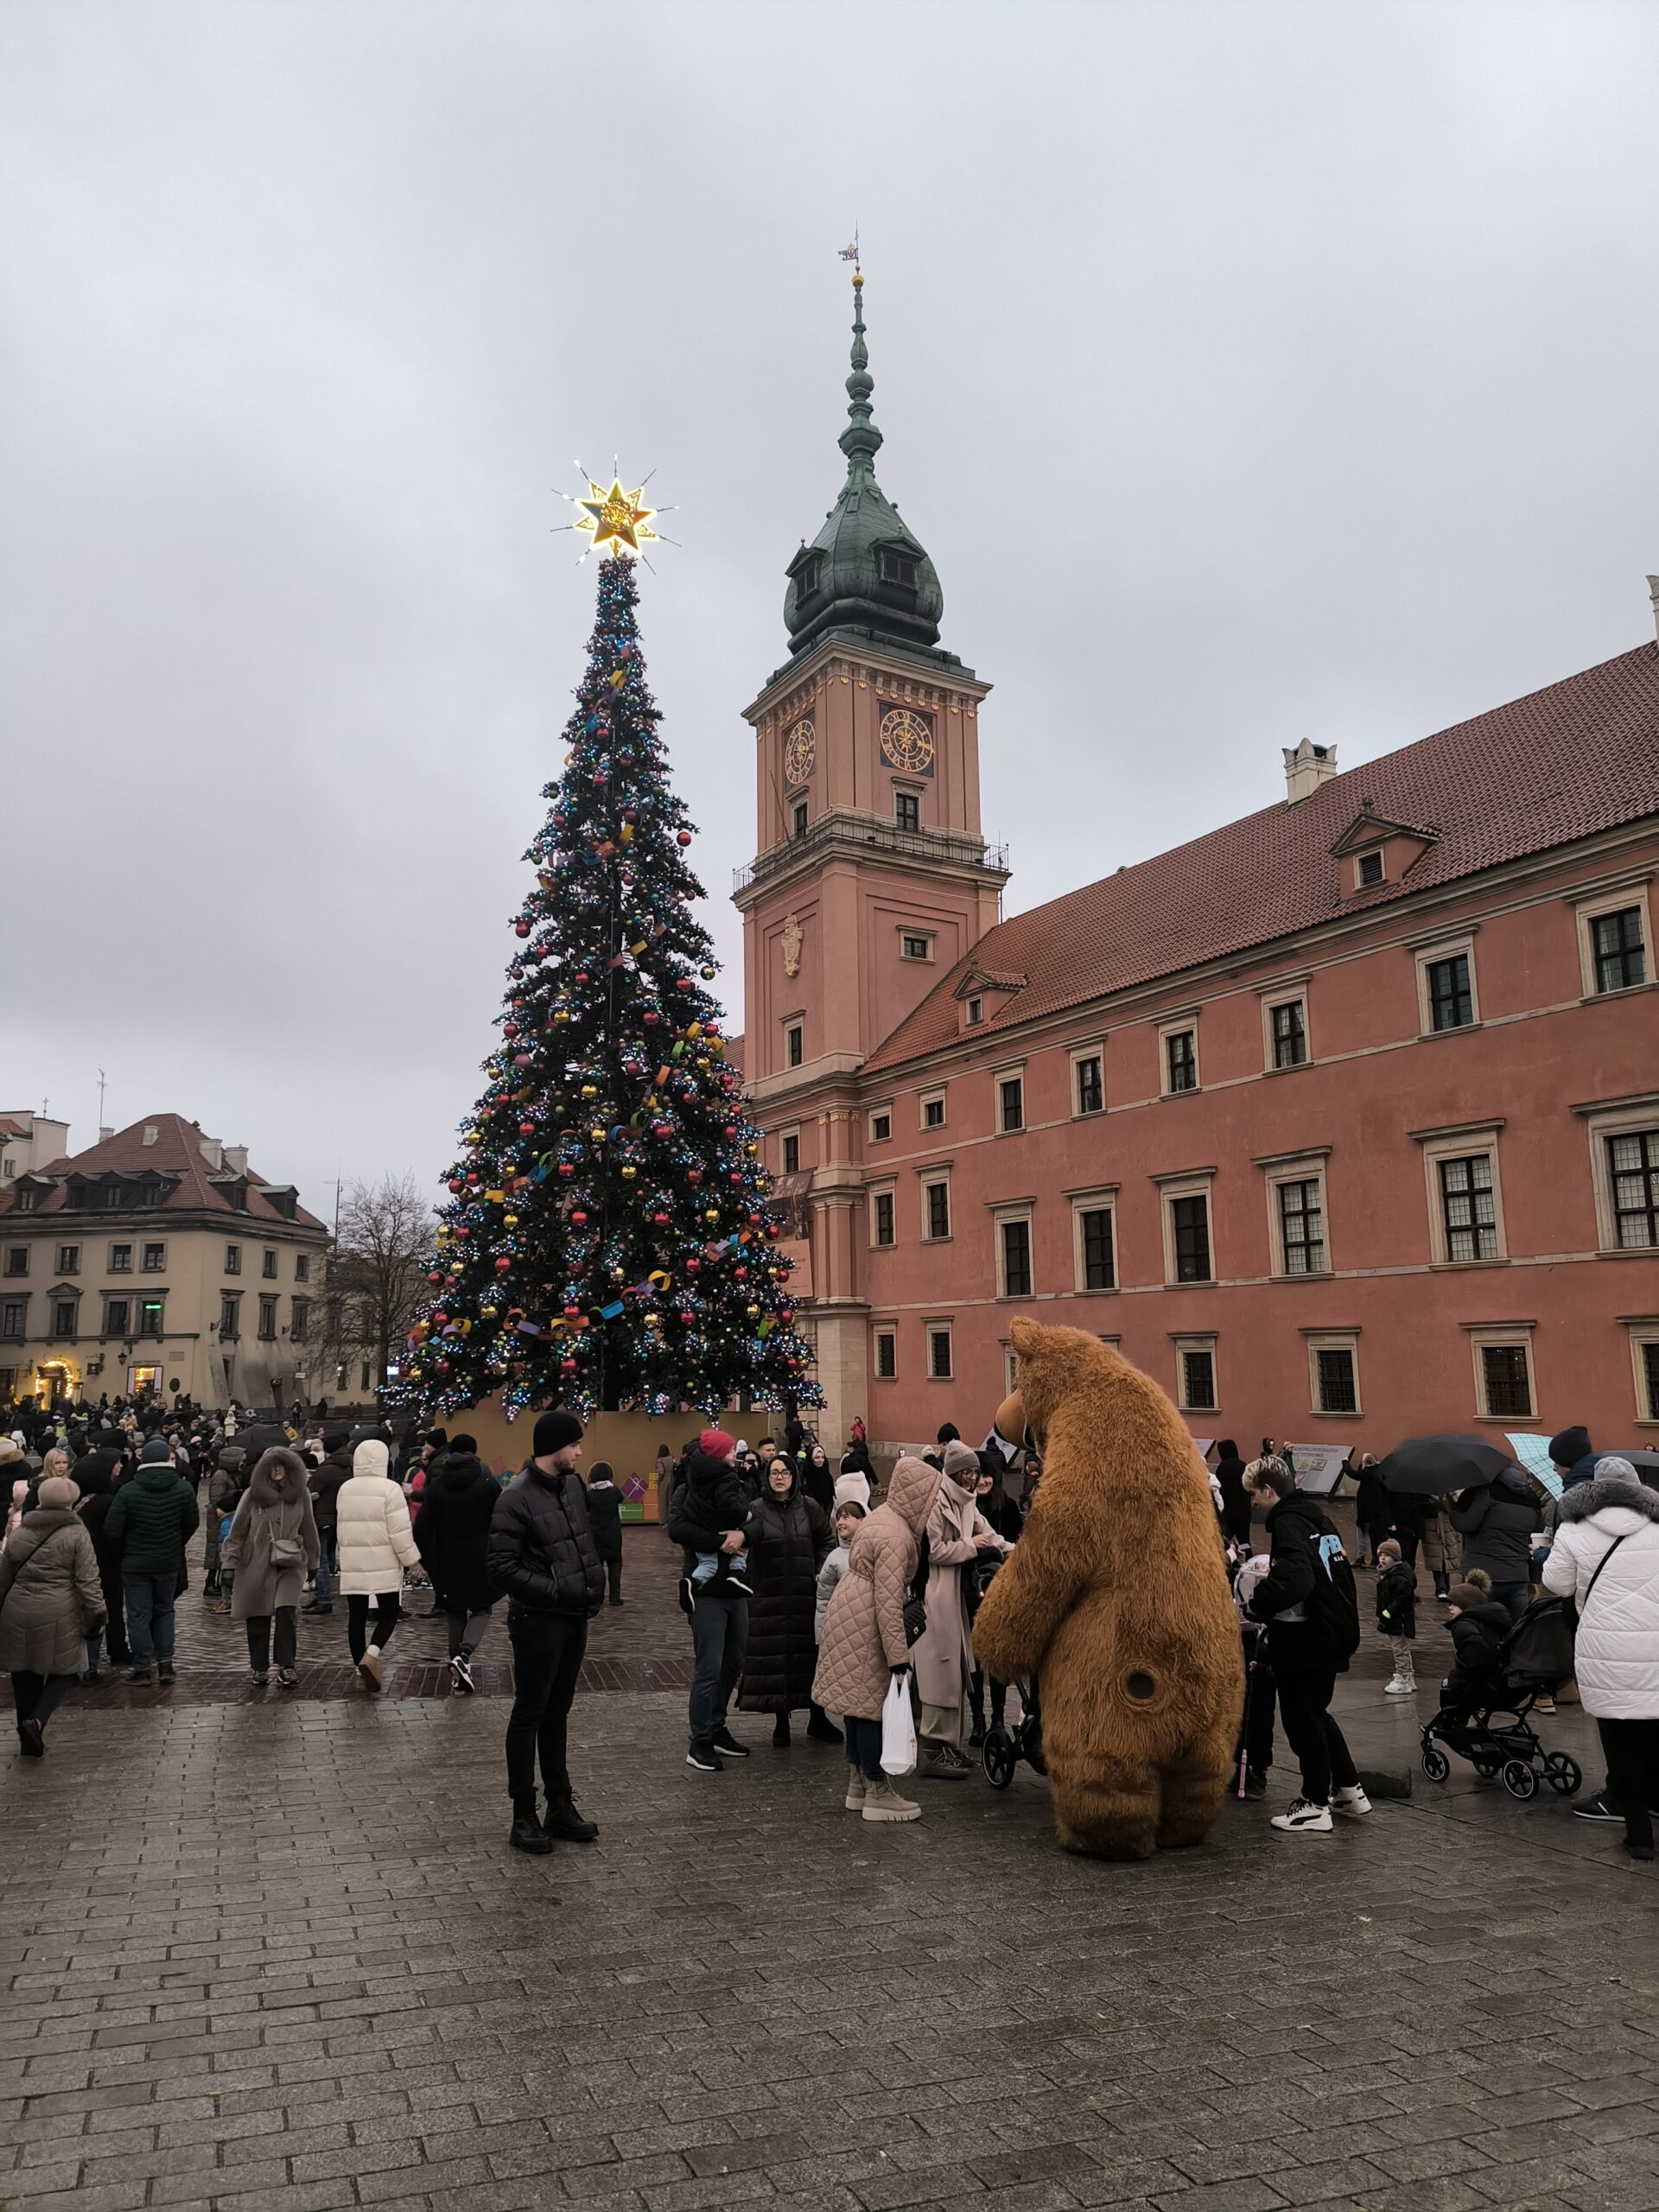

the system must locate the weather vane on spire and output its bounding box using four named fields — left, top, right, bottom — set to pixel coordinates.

left=838, top=229, right=861, bottom=276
